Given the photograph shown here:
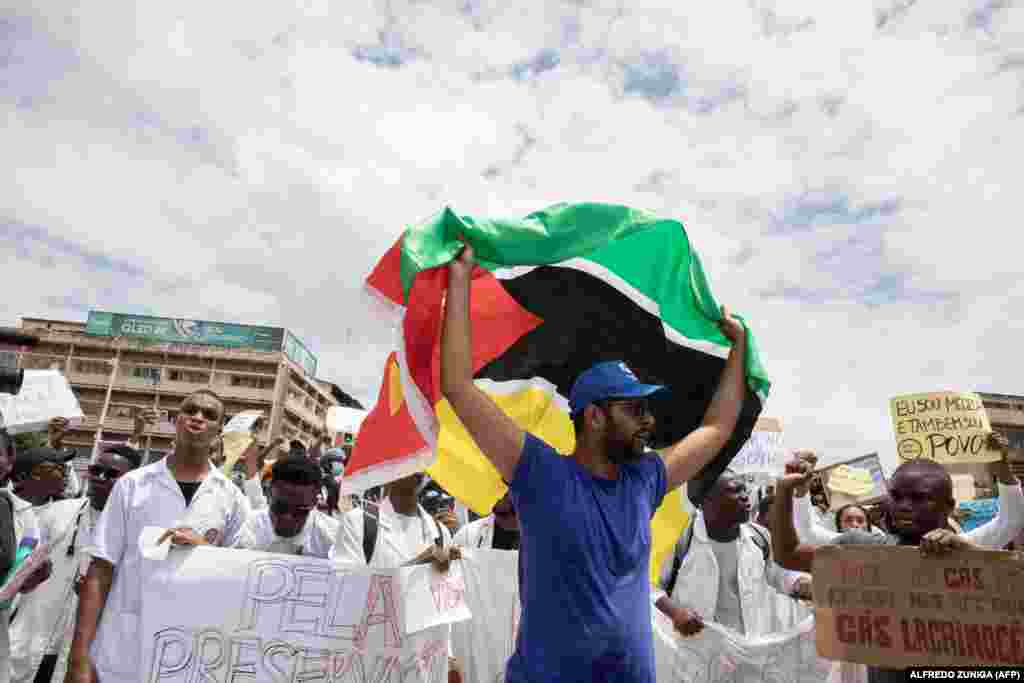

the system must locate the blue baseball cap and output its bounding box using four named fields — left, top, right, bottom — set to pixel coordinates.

left=568, top=361, right=667, bottom=417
